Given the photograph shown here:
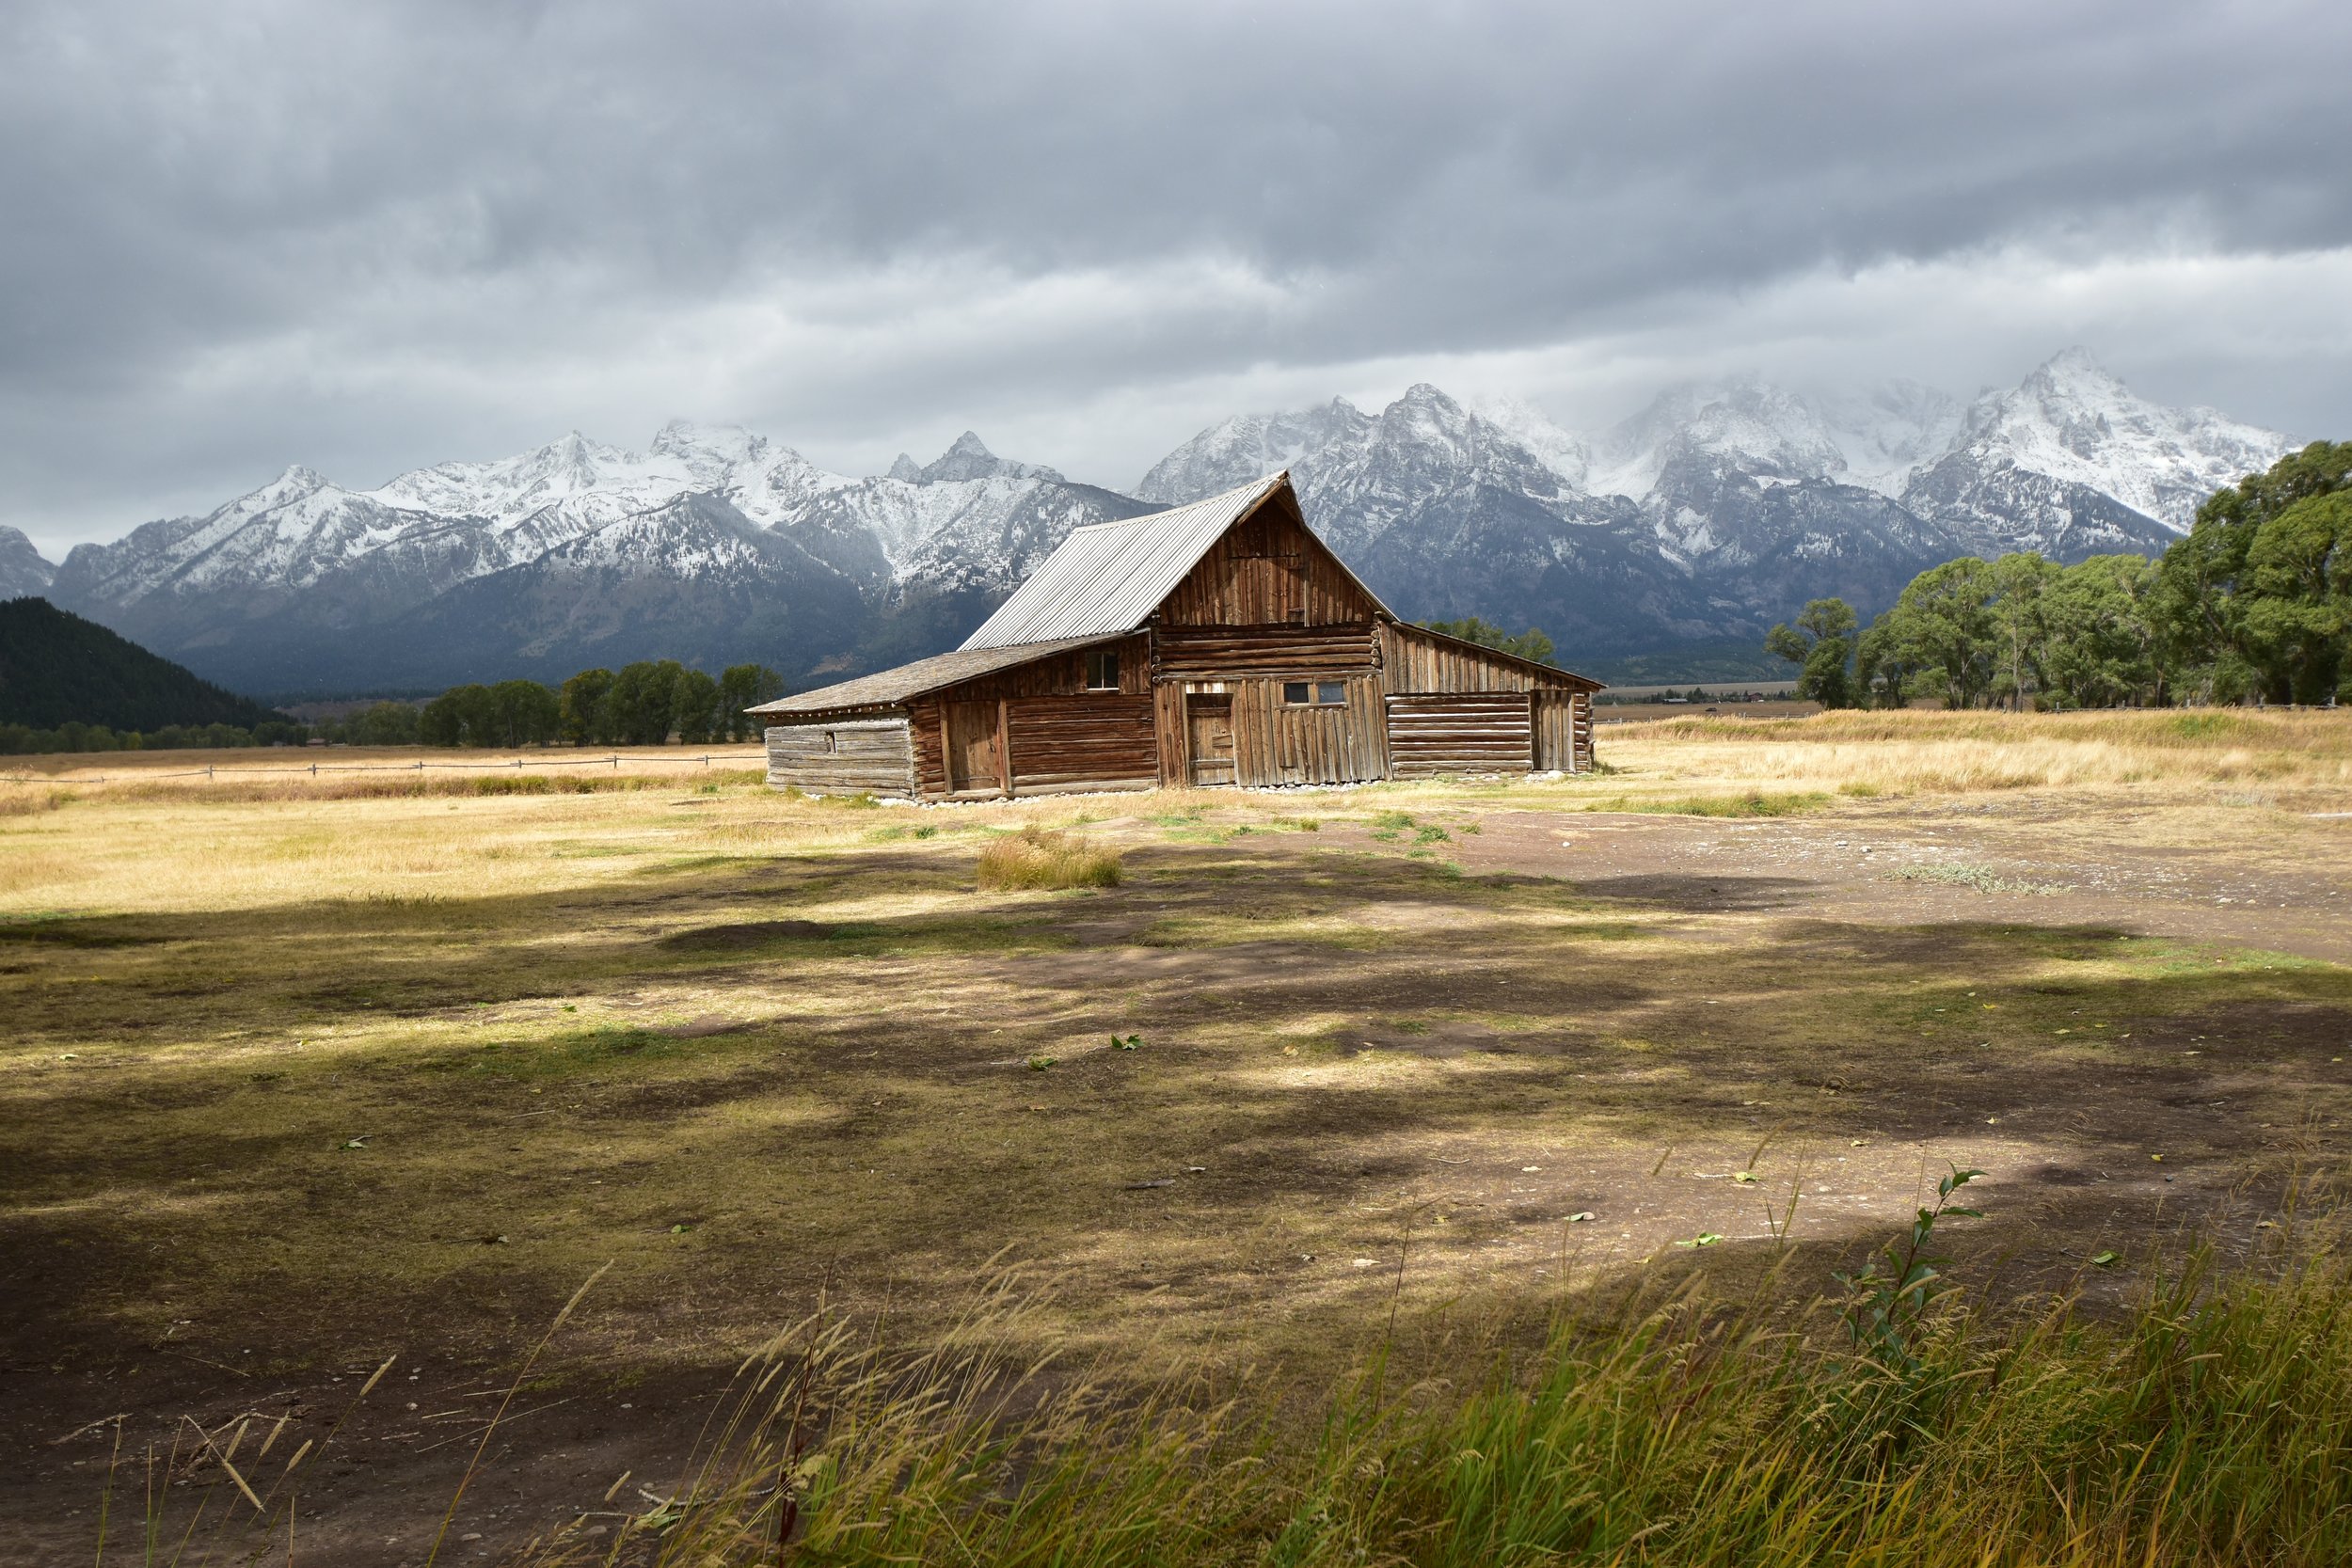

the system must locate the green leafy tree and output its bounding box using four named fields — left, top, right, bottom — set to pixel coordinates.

left=719, top=663, right=786, bottom=740
left=672, top=669, right=723, bottom=745
left=486, top=680, right=562, bottom=746
left=2156, top=441, right=2352, bottom=703
left=347, top=701, right=421, bottom=746
left=1420, top=616, right=1558, bottom=666
left=560, top=669, right=617, bottom=745
left=608, top=660, right=688, bottom=745
left=1984, top=553, right=2054, bottom=709
left=2041, top=555, right=2164, bottom=709
left=1874, top=558, right=1998, bottom=708
left=1763, top=598, right=1858, bottom=707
